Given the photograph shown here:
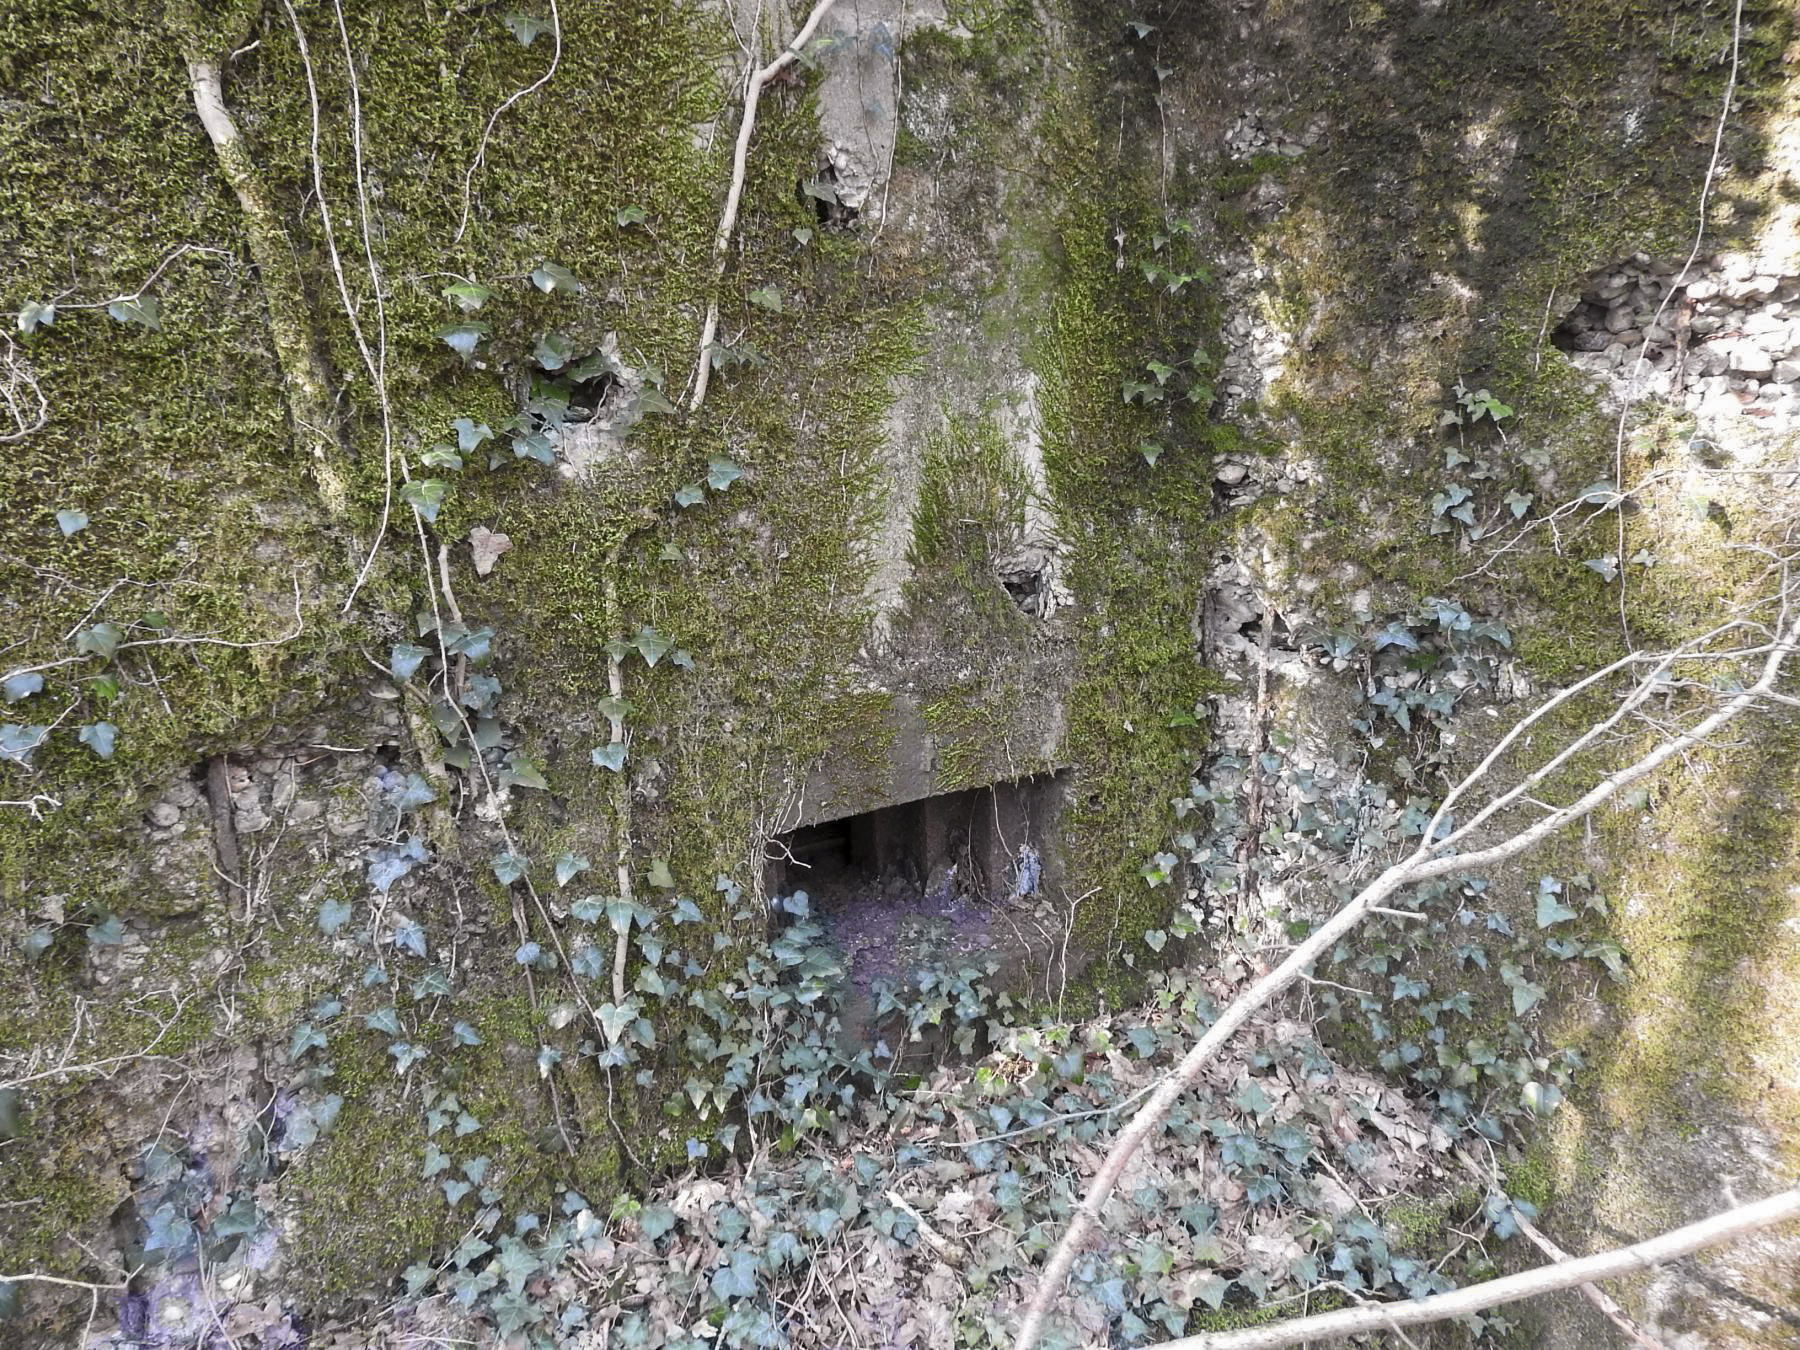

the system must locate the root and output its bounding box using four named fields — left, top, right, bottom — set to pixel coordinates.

left=185, top=57, right=352, bottom=519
